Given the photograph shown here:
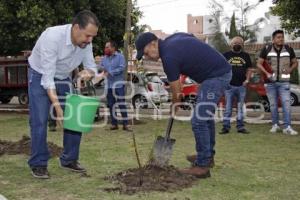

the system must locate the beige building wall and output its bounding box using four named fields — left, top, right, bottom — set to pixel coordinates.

left=187, top=14, right=203, bottom=35
left=187, top=14, right=206, bottom=41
